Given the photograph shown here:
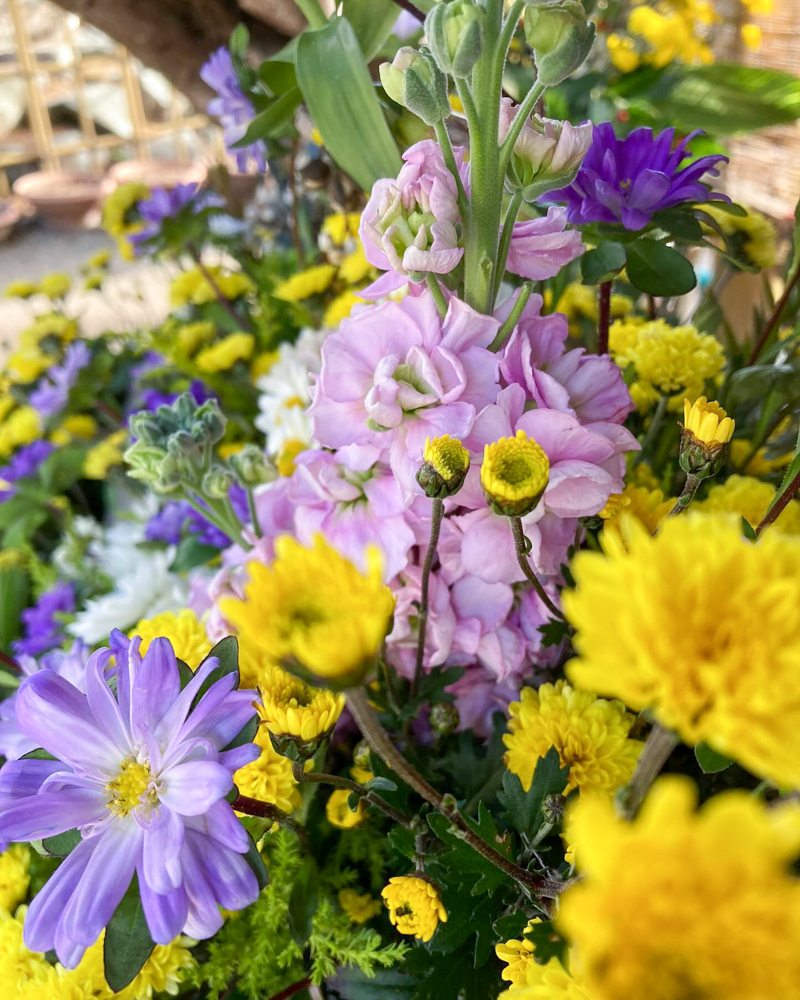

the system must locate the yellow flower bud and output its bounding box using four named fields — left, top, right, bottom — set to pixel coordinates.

left=680, top=397, right=734, bottom=479
left=417, top=435, right=470, bottom=498
left=481, top=429, right=549, bottom=517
